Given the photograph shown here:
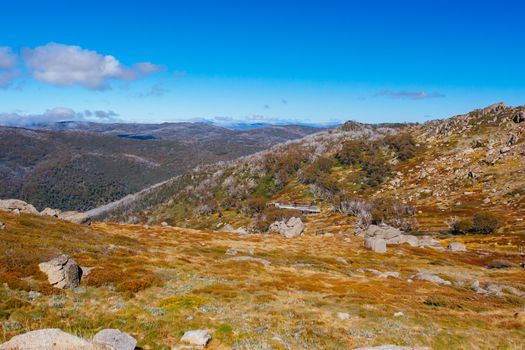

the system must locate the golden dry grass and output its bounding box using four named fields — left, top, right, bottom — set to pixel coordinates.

left=1, top=211, right=524, bottom=349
